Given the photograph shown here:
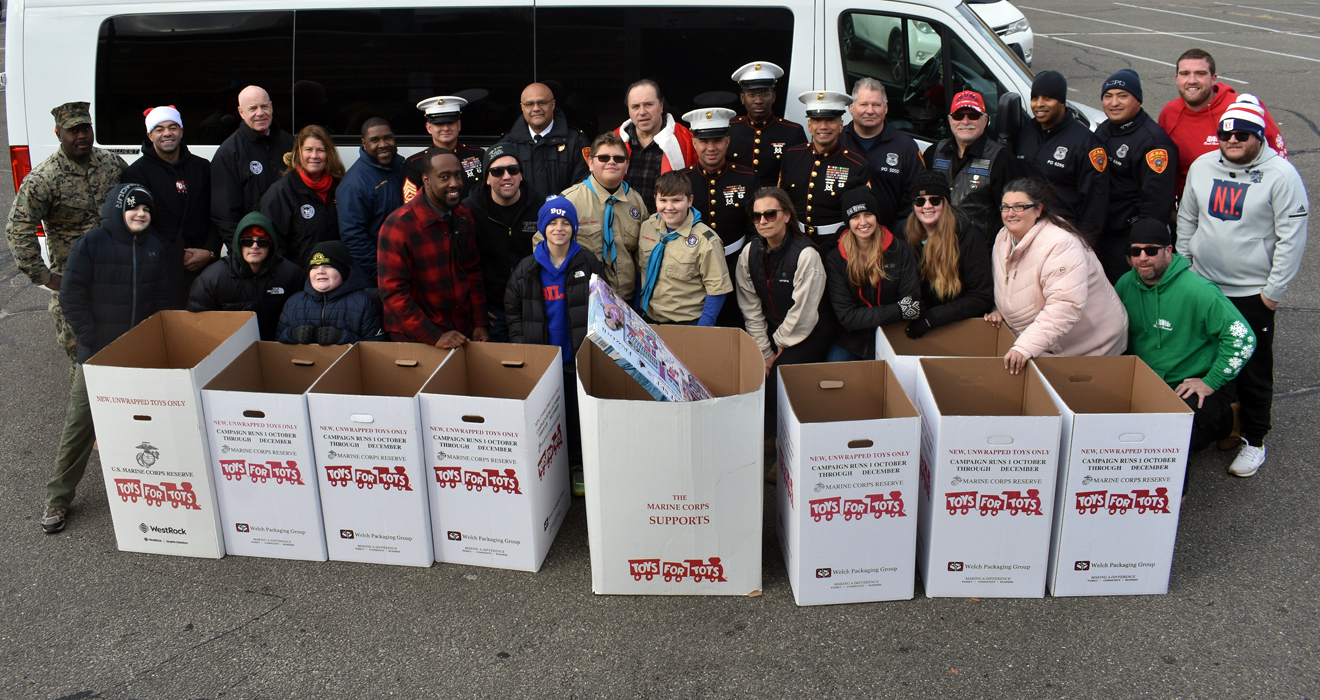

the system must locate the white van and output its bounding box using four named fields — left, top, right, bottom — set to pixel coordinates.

left=4, top=0, right=1093, bottom=187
